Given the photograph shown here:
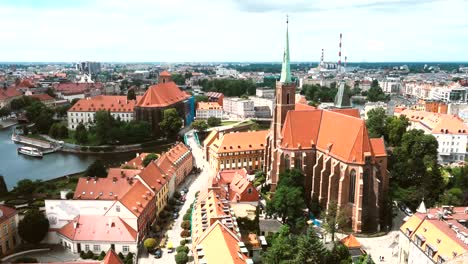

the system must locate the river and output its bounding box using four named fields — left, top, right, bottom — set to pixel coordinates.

left=0, top=126, right=171, bottom=190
